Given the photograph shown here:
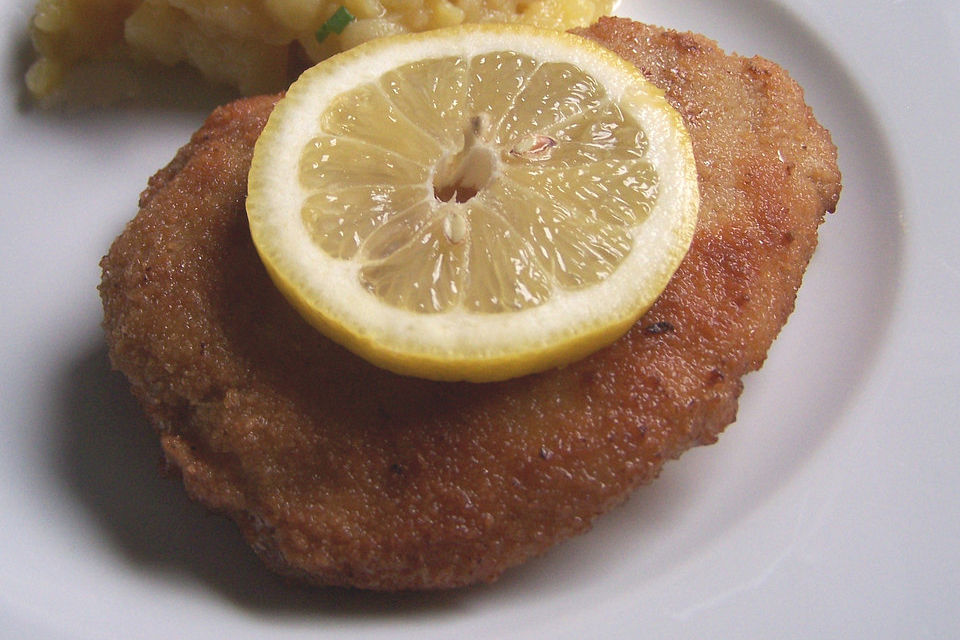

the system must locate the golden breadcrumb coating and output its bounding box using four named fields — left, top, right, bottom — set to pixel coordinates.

left=100, top=17, right=840, bottom=589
